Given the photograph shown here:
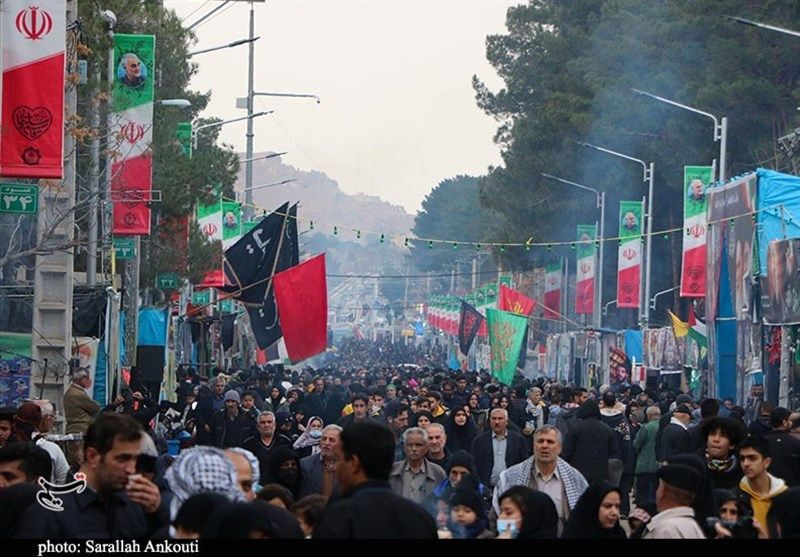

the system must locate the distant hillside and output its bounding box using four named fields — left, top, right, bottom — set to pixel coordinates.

left=235, top=153, right=413, bottom=238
